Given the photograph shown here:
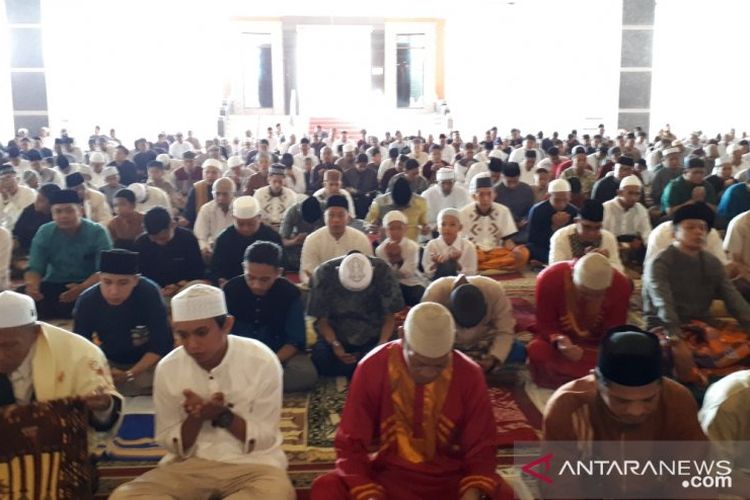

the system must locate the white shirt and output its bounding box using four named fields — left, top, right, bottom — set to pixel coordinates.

left=646, top=220, right=727, bottom=266
left=422, top=236, right=478, bottom=279
left=169, top=141, right=194, bottom=159
left=136, top=185, right=173, bottom=215
left=422, top=184, right=470, bottom=226
left=508, top=147, right=543, bottom=165
left=313, top=188, right=356, bottom=218
left=409, top=151, right=429, bottom=167
left=724, top=210, right=750, bottom=266
left=459, top=202, right=518, bottom=250
left=602, top=198, right=652, bottom=240
left=549, top=224, right=624, bottom=272
left=154, top=336, right=287, bottom=469
left=194, top=200, right=234, bottom=251
left=293, top=151, right=320, bottom=171
left=253, top=186, right=298, bottom=227
left=1, top=184, right=36, bottom=230
left=465, top=161, right=489, bottom=186
left=0, top=226, right=11, bottom=290
left=89, top=168, right=109, bottom=189
left=441, top=147, right=456, bottom=165
left=375, top=237, right=425, bottom=287
left=377, top=158, right=397, bottom=181
left=84, top=188, right=112, bottom=225
left=284, top=166, right=307, bottom=194
left=299, top=226, right=373, bottom=284
left=588, top=153, right=607, bottom=172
